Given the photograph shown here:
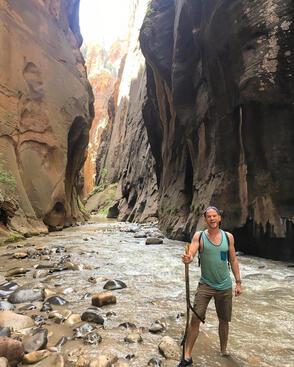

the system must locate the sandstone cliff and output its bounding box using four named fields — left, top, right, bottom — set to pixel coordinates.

left=92, top=0, right=158, bottom=222
left=0, top=0, right=94, bottom=241
left=140, top=0, right=294, bottom=260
